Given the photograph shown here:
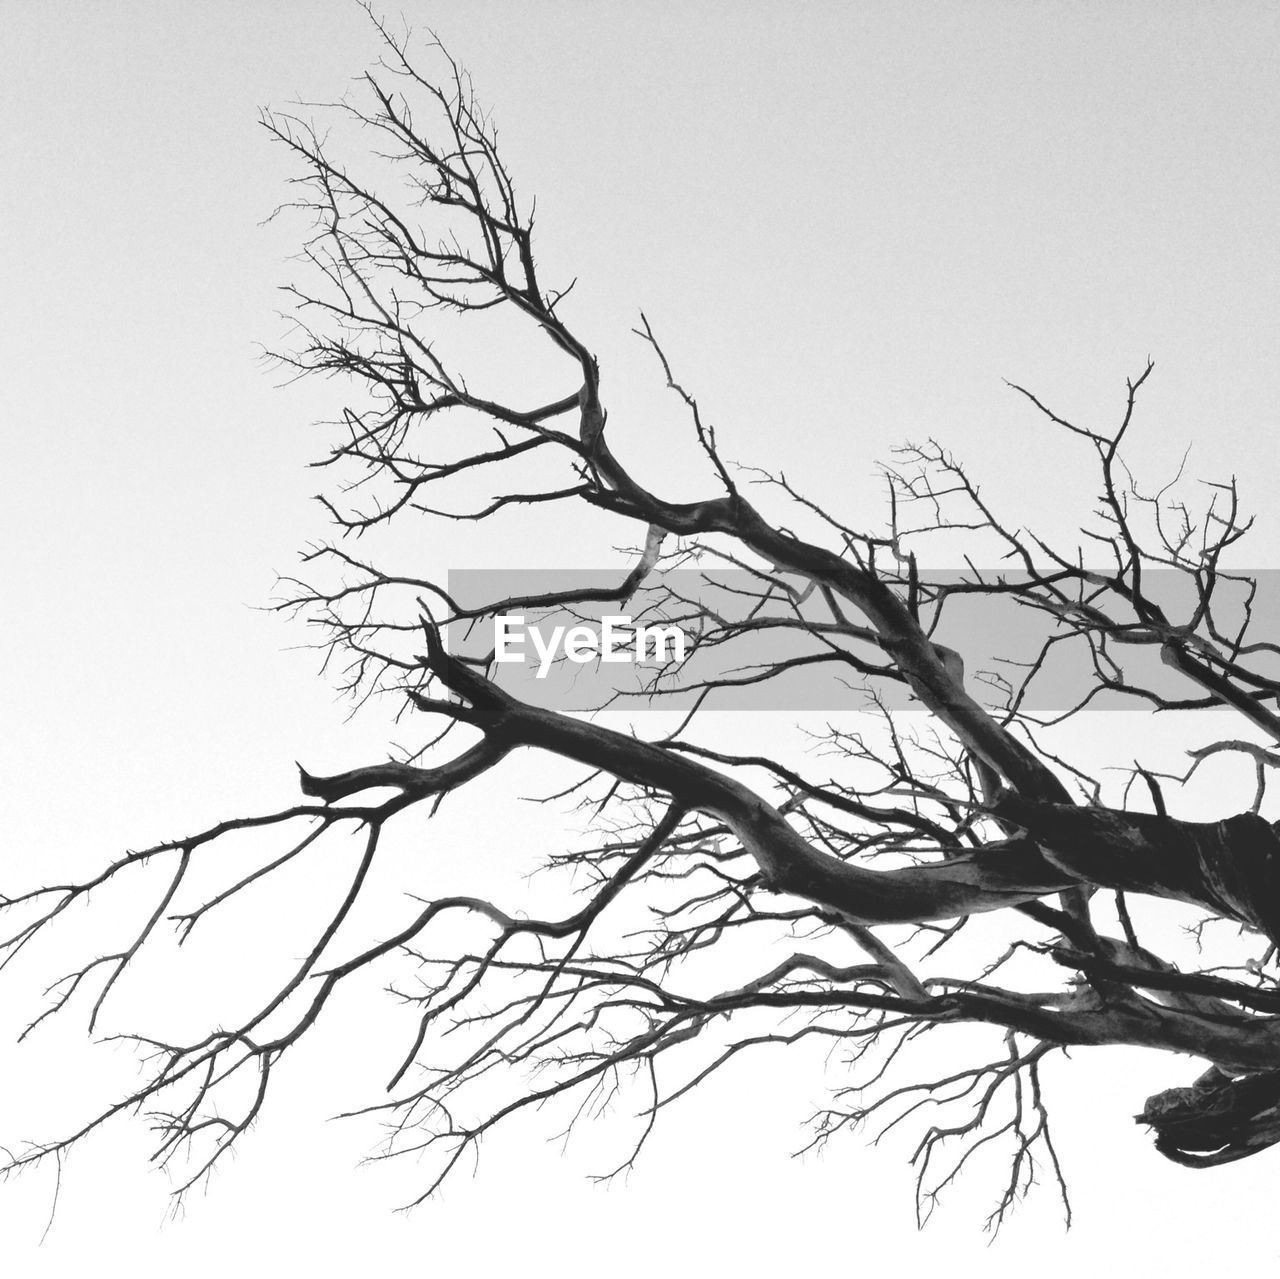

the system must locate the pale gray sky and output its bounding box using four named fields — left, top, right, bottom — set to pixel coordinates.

left=3, top=1, right=1280, bottom=1272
